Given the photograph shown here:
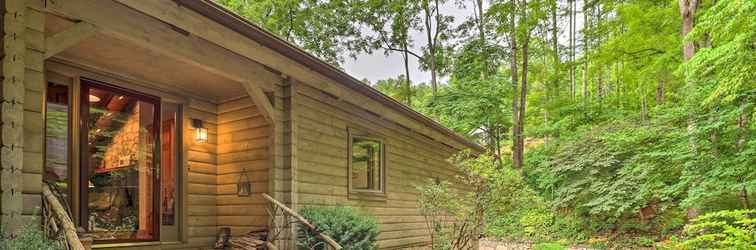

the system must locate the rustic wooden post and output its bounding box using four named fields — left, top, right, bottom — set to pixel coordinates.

left=1, top=0, right=26, bottom=235
left=267, top=76, right=299, bottom=248
left=262, top=194, right=342, bottom=250
left=42, top=185, right=86, bottom=250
